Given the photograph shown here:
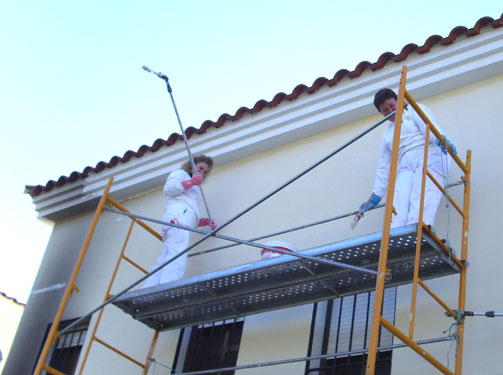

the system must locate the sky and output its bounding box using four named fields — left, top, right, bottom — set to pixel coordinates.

left=0, top=1, right=501, bottom=304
